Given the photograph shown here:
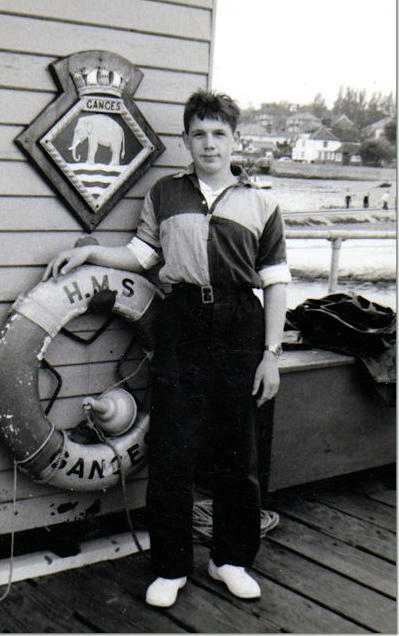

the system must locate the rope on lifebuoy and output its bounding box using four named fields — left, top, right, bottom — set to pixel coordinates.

left=0, top=265, right=160, bottom=492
